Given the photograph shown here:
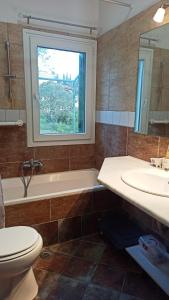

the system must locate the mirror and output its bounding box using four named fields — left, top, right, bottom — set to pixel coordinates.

left=135, top=23, right=169, bottom=137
